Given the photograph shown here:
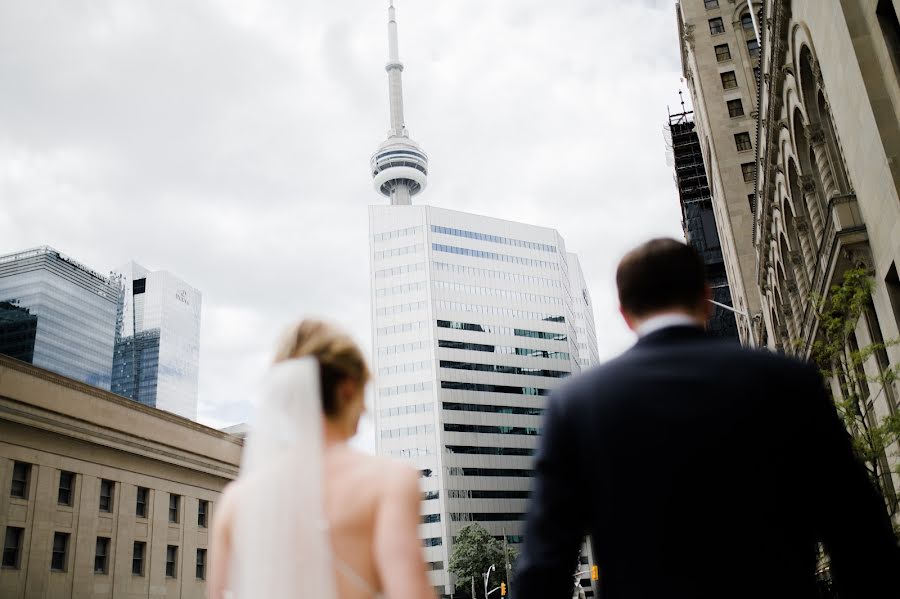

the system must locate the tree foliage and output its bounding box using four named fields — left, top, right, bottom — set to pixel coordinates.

left=448, top=523, right=517, bottom=598
left=810, top=267, right=900, bottom=521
